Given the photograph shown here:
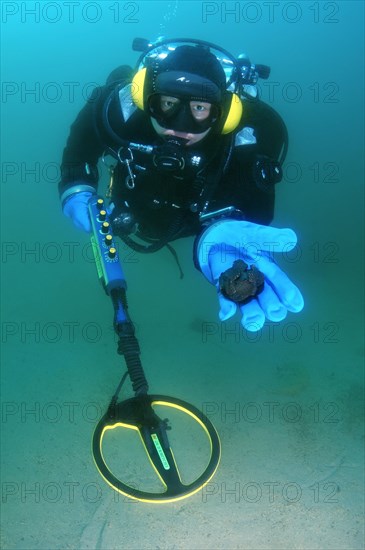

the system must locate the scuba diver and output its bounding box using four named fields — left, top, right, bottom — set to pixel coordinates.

left=59, top=37, right=304, bottom=331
